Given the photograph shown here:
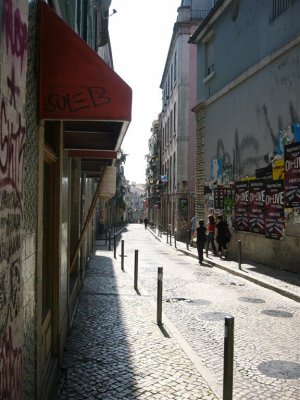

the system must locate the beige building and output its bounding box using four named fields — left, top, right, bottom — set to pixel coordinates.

left=159, top=0, right=215, bottom=240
